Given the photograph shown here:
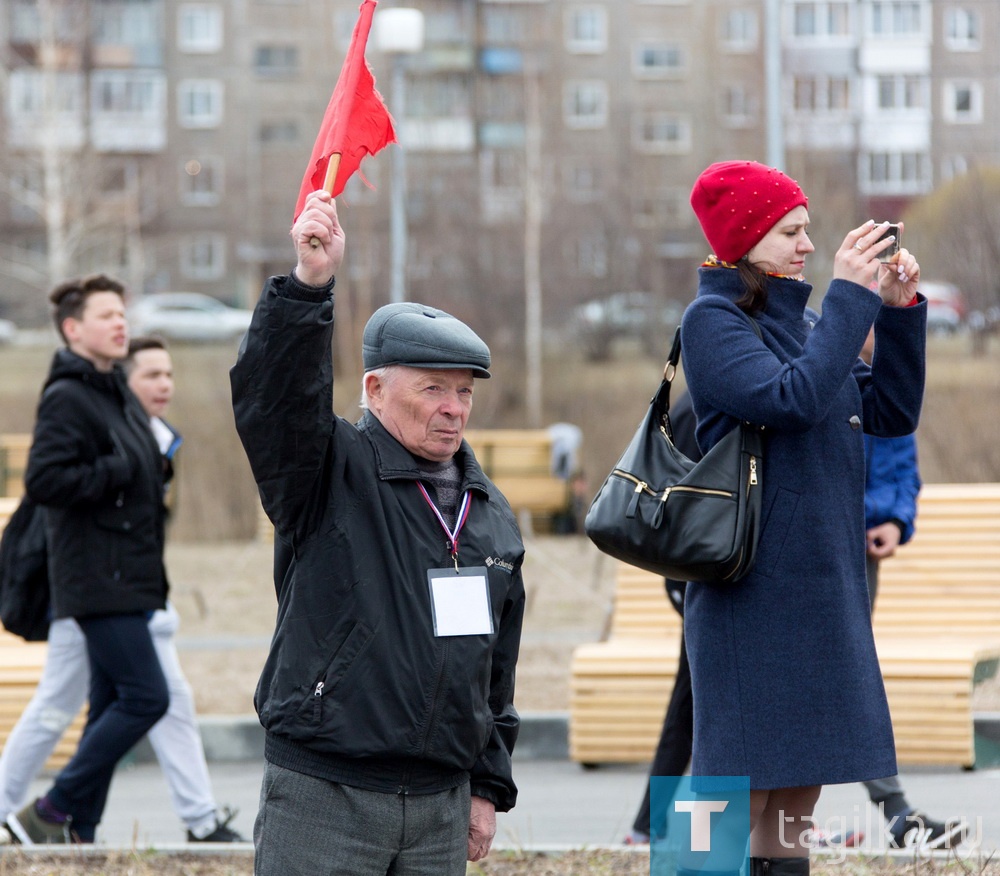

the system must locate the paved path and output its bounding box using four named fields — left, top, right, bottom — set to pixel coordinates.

left=20, top=759, right=1000, bottom=855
